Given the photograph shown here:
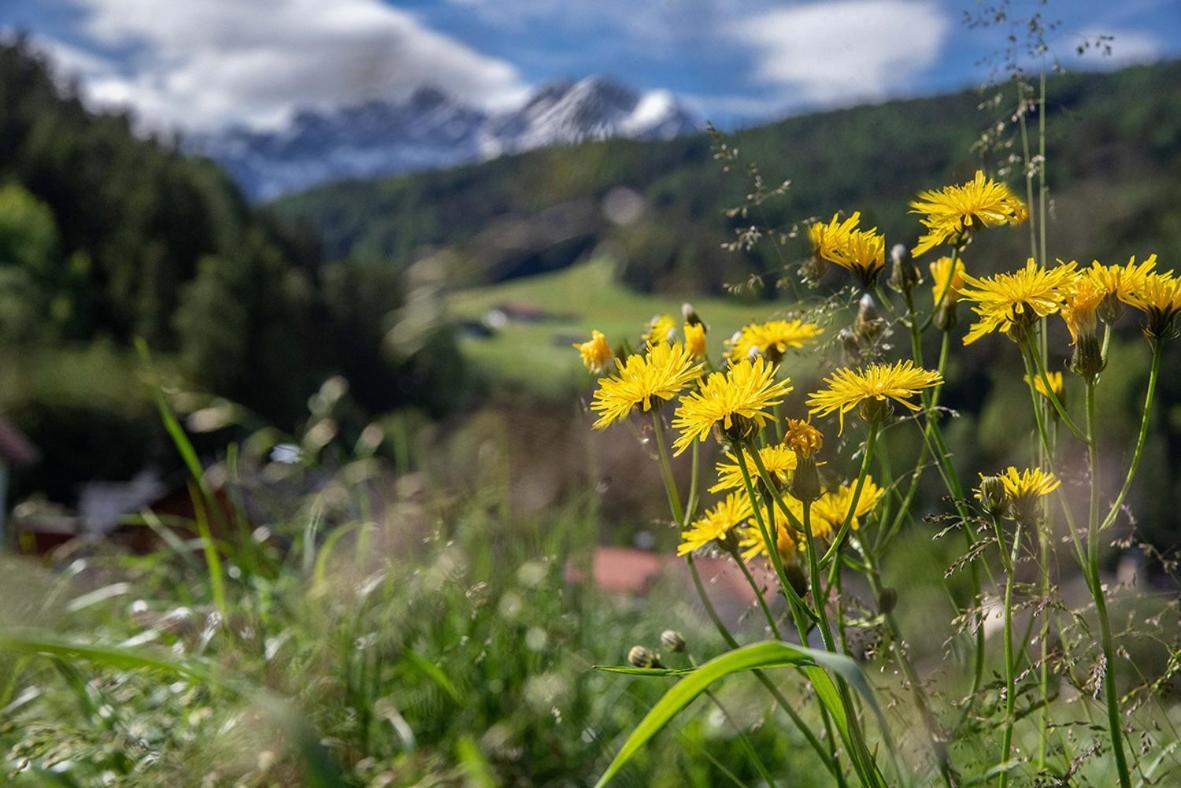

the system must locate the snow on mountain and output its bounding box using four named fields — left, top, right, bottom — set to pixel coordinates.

left=192, top=77, right=698, bottom=200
